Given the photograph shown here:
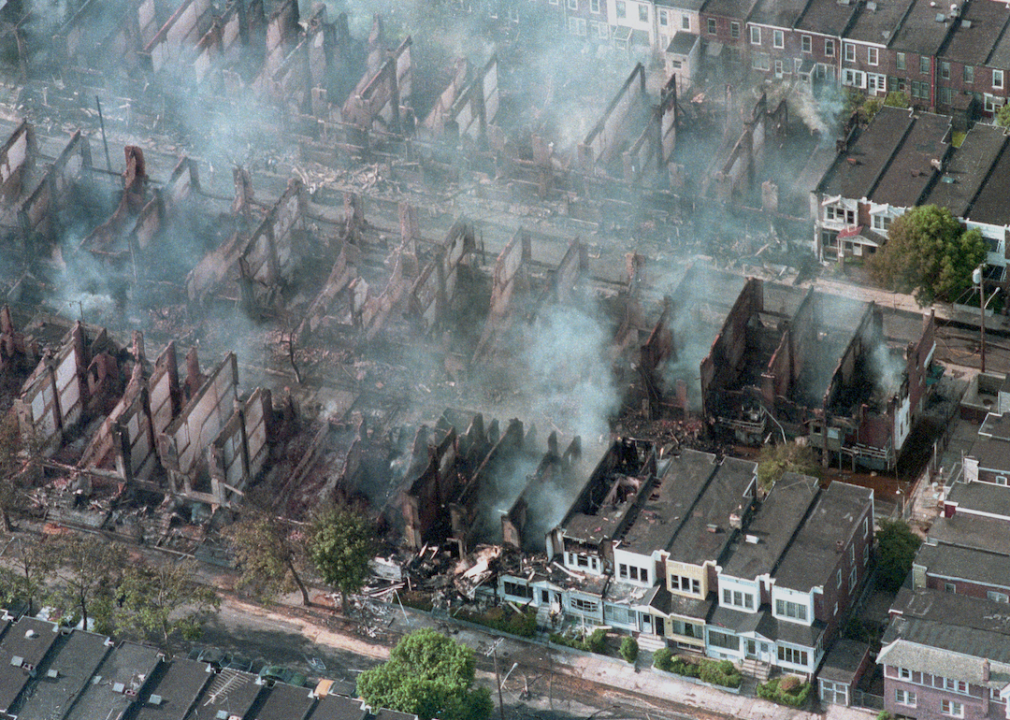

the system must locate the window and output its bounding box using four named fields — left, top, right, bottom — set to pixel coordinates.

left=897, top=52, right=906, bottom=70
left=708, top=17, right=717, bottom=34
left=941, top=60, right=950, bottom=79
left=920, top=56, right=930, bottom=74
left=638, top=3, right=648, bottom=21
left=596, top=21, right=609, bottom=37
left=752, top=52, right=770, bottom=70
left=590, top=0, right=600, bottom=11
left=571, top=597, right=598, bottom=613
left=773, top=29, right=784, bottom=48
left=541, top=589, right=550, bottom=603
left=730, top=21, right=740, bottom=38
left=995, top=69, right=1005, bottom=89
left=802, top=35, right=811, bottom=52
left=659, top=9, right=668, bottom=25
left=723, top=589, right=755, bottom=609
left=849, top=545, right=856, bottom=564
left=709, top=630, right=739, bottom=650
left=683, top=14, right=691, bottom=29
left=567, top=0, right=577, bottom=9
left=605, top=603, right=633, bottom=625
left=895, top=689, right=917, bottom=707
left=837, top=569, right=843, bottom=588
left=576, top=554, right=589, bottom=568
left=825, top=39, right=835, bottom=57
left=868, top=73, right=886, bottom=93
left=849, top=566, right=857, bottom=589
left=941, top=700, right=965, bottom=718
left=911, top=80, right=929, bottom=100
left=868, top=47, right=878, bottom=65
left=863, top=544, right=870, bottom=565
left=987, top=590, right=1010, bottom=603
left=751, top=26, right=761, bottom=44
left=619, top=563, right=628, bottom=579
left=945, top=582, right=956, bottom=593
left=844, top=42, right=855, bottom=62
left=997, top=476, right=1008, bottom=486
left=503, top=581, right=534, bottom=599
left=899, top=667, right=912, bottom=679
left=775, top=599, right=808, bottom=621
left=778, top=646, right=809, bottom=667
left=671, top=575, right=701, bottom=595
left=825, top=205, right=855, bottom=224
left=985, top=93, right=1005, bottom=113
left=616, top=0, right=626, bottom=18
left=943, top=678, right=969, bottom=695
left=965, top=65, right=975, bottom=83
